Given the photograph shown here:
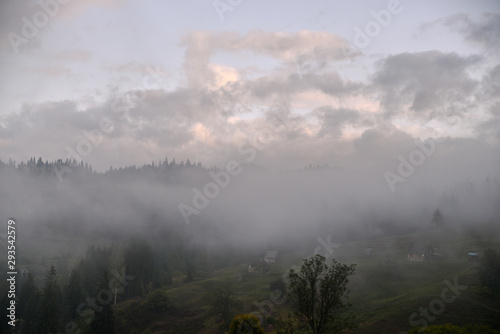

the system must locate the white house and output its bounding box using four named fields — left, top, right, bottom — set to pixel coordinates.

left=264, top=251, right=279, bottom=263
